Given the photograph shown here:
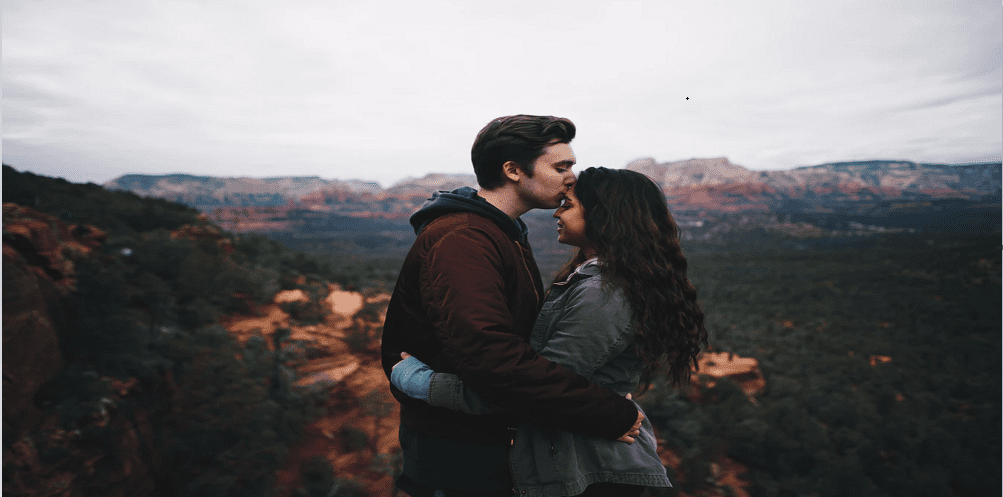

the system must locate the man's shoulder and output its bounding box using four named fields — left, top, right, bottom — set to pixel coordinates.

left=419, top=211, right=510, bottom=241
